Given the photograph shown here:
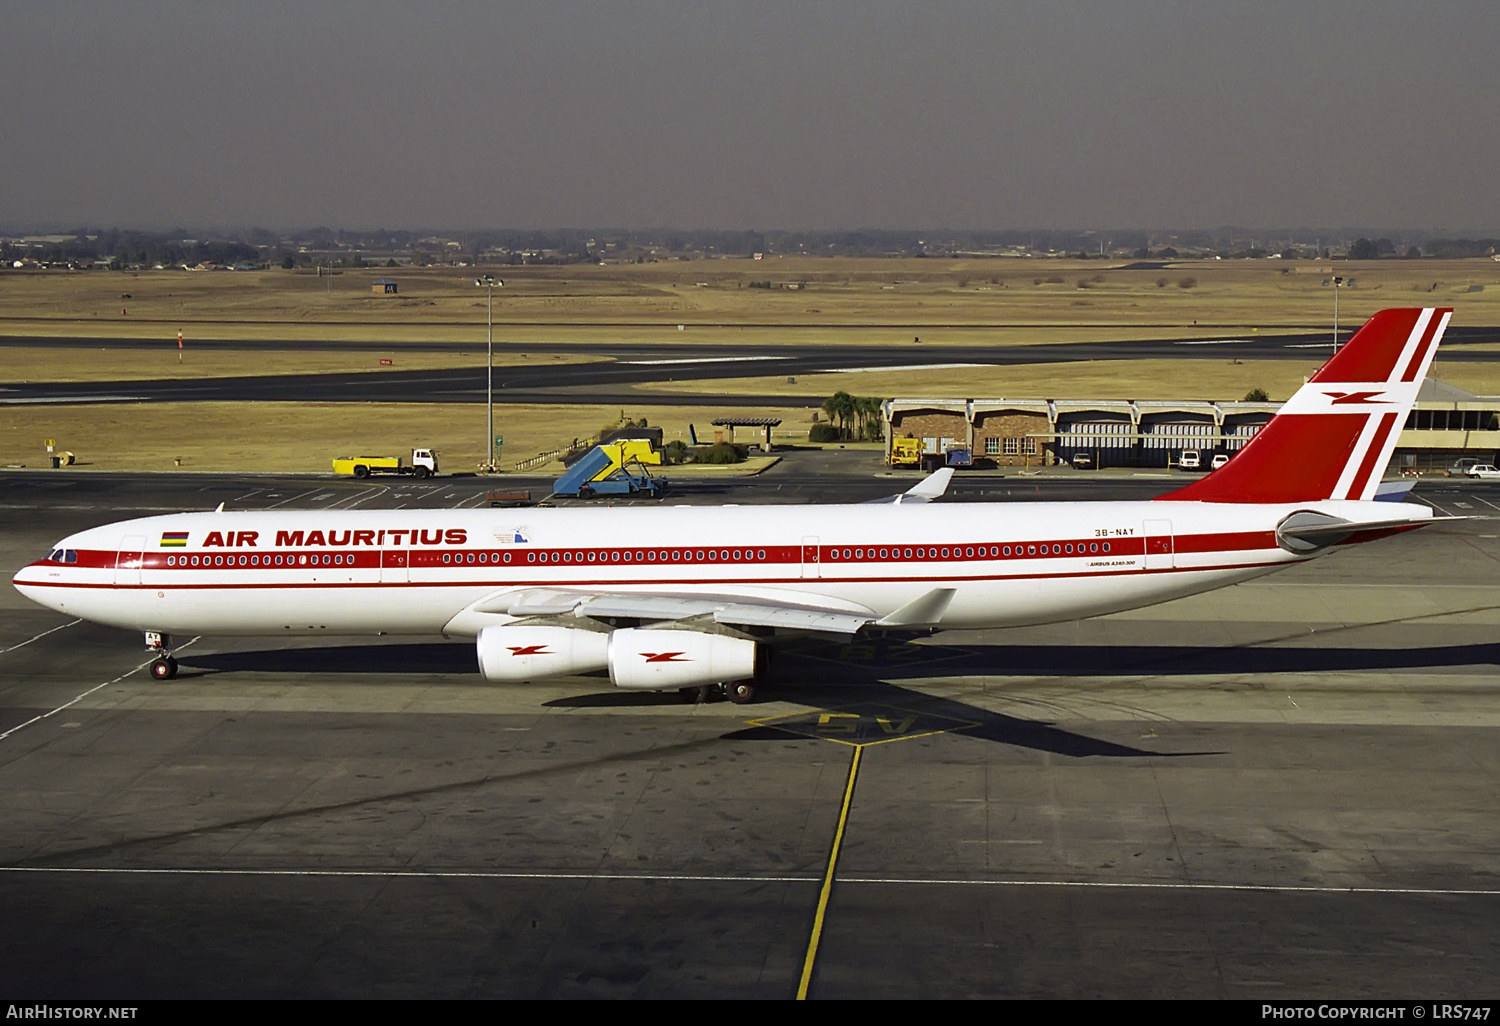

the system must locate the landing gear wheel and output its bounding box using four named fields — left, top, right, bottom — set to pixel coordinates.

left=726, top=680, right=757, bottom=705
left=150, top=656, right=178, bottom=680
